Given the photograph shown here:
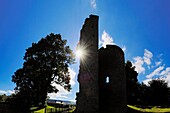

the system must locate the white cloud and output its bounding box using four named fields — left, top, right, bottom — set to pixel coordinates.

left=48, top=84, right=71, bottom=99
left=48, top=68, right=76, bottom=100
left=100, top=30, right=115, bottom=48
left=143, top=49, right=153, bottom=65
left=158, top=53, right=163, bottom=58
left=132, top=49, right=154, bottom=74
left=99, top=30, right=126, bottom=52
left=142, top=65, right=170, bottom=86
left=8, top=90, right=14, bottom=94
left=134, top=50, right=170, bottom=86
left=155, top=61, right=162, bottom=67
left=99, top=39, right=102, bottom=46
left=0, top=90, right=14, bottom=95
left=165, top=75, right=170, bottom=87
left=68, top=68, right=76, bottom=86
left=143, top=78, right=166, bottom=86
left=156, top=67, right=170, bottom=86
left=146, top=66, right=165, bottom=79
left=0, top=90, right=7, bottom=94
left=132, top=56, right=145, bottom=74
left=141, top=56, right=170, bottom=86
left=150, top=55, right=163, bottom=68
left=90, top=0, right=96, bottom=9
left=142, top=78, right=152, bottom=86
left=122, top=45, right=126, bottom=52
left=160, top=67, right=170, bottom=76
